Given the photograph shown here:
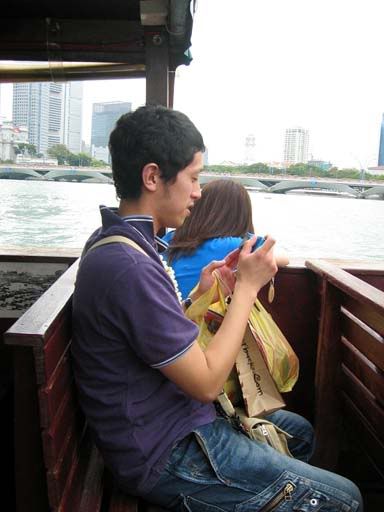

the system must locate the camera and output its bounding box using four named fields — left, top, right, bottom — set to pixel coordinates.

left=239, top=235, right=265, bottom=253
